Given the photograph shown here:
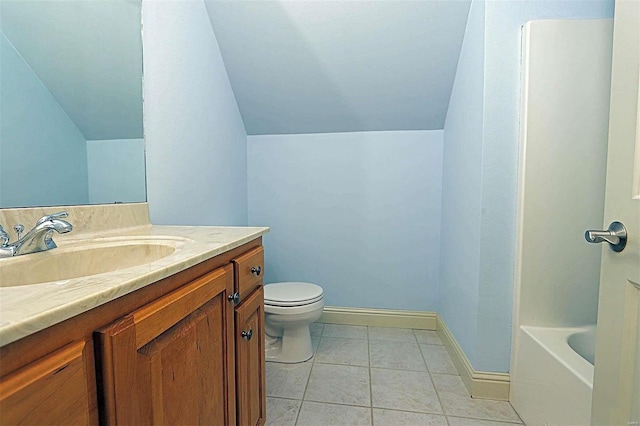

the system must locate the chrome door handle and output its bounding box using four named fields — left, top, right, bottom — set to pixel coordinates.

left=251, top=266, right=262, bottom=276
left=585, top=221, right=627, bottom=252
